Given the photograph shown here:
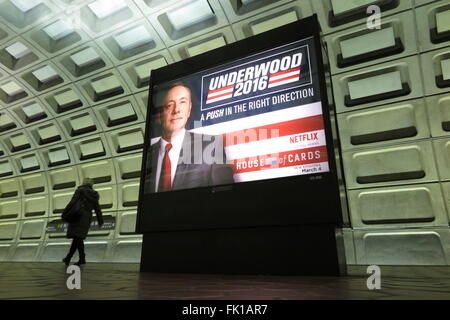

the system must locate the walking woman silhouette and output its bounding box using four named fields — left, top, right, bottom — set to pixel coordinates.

left=63, top=177, right=103, bottom=266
